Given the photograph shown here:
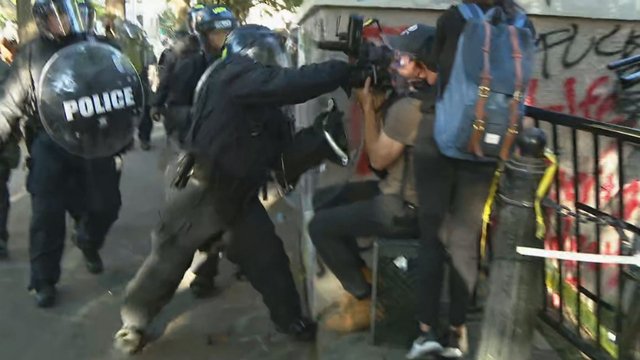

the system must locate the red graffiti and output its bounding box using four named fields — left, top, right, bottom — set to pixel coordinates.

left=527, top=75, right=626, bottom=124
